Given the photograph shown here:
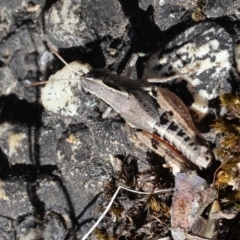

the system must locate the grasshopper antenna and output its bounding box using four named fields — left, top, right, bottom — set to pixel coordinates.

left=26, top=81, right=48, bottom=87
left=147, top=73, right=189, bottom=83
left=147, top=67, right=199, bottom=83
left=46, top=43, right=82, bottom=75
left=26, top=43, right=83, bottom=87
